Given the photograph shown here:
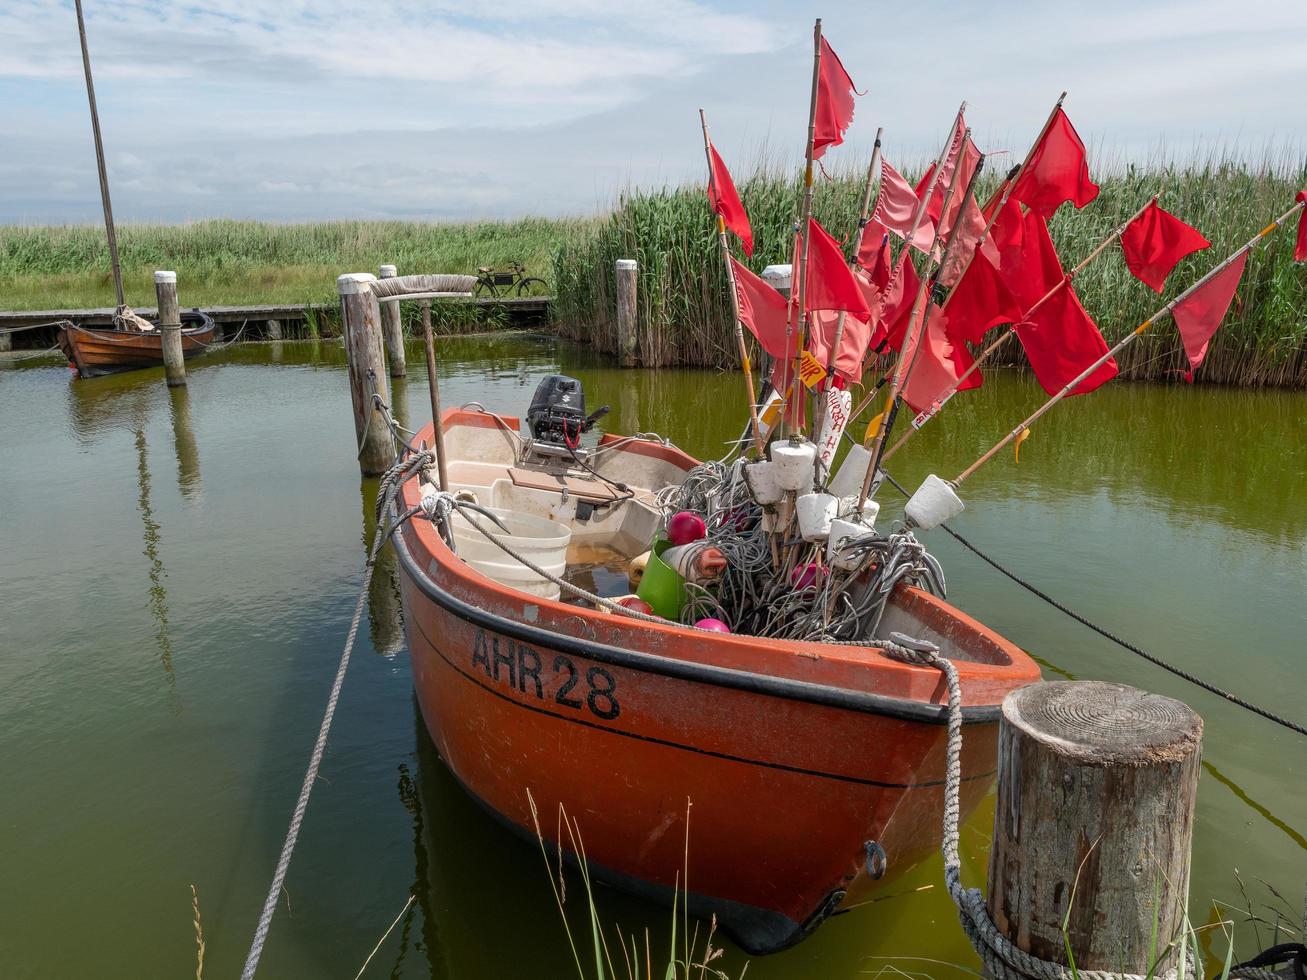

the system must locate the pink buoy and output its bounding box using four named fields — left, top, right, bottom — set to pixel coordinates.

left=694, top=617, right=731, bottom=633
left=790, top=563, right=827, bottom=590
left=667, top=511, right=707, bottom=546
